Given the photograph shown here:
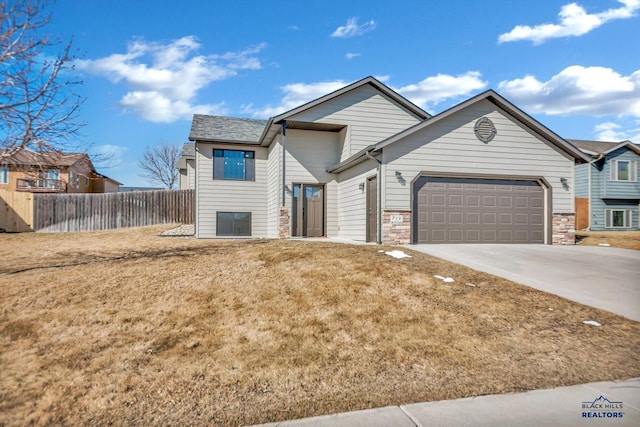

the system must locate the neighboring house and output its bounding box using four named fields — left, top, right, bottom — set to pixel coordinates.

left=570, top=139, right=640, bottom=231
left=189, top=76, right=589, bottom=245
left=177, top=142, right=195, bottom=190
left=0, top=149, right=121, bottom=193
